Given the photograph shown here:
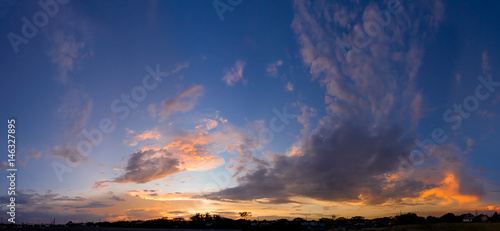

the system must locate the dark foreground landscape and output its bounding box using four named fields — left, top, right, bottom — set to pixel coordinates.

left=3, top=224, right=500, bottom=231
left=2, top=212, right=500, bottom=231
